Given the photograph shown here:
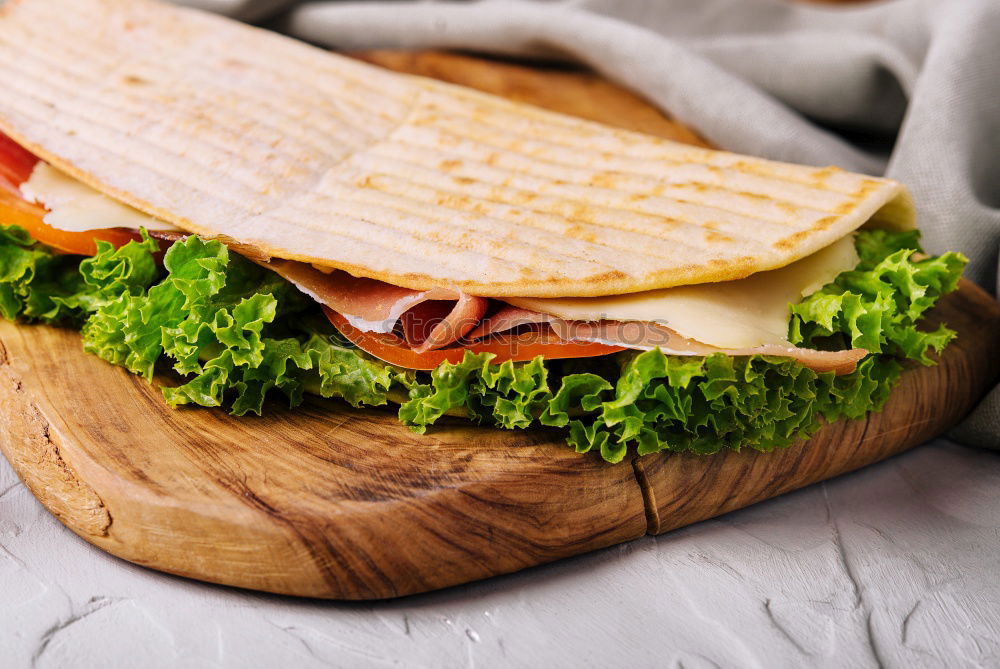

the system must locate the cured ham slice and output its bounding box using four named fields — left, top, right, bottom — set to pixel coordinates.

left=267, top=261, right=866, bottom=374
left=325, top=308, right=624, bottom=370
left=465, top=307, right=560, bottom=341
left=398, top=294, right=489, bottom=353
left=265, top=259, right=488, bottom=351
left=0, top=131, right=38, bottom=195
left=723, top=344, right=867, bottom=375
left=472, top=305, right=867, bottom=375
